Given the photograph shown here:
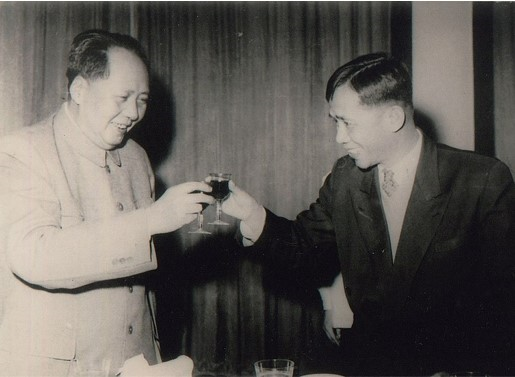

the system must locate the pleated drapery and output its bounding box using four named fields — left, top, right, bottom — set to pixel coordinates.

left=2, top=2, right=514, bottom=375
